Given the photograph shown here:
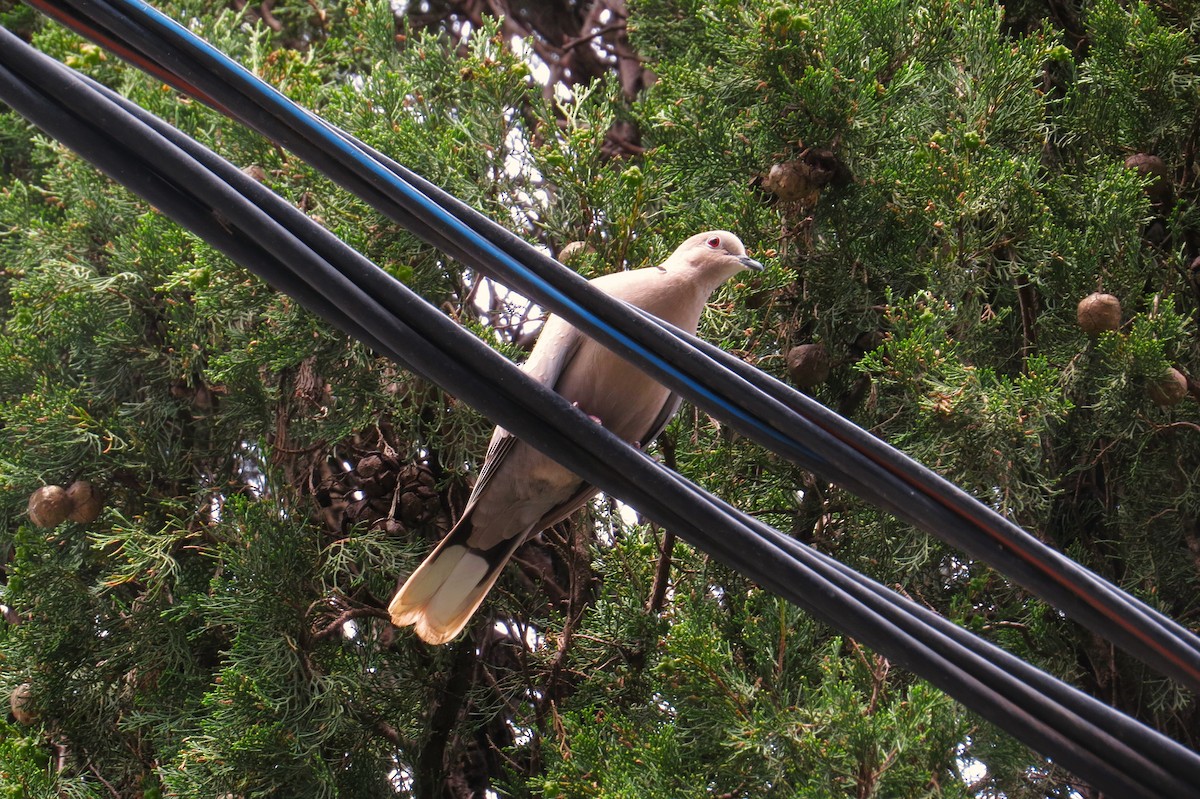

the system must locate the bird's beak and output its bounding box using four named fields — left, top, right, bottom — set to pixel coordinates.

left=739, top=256, right=764, bottom=272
